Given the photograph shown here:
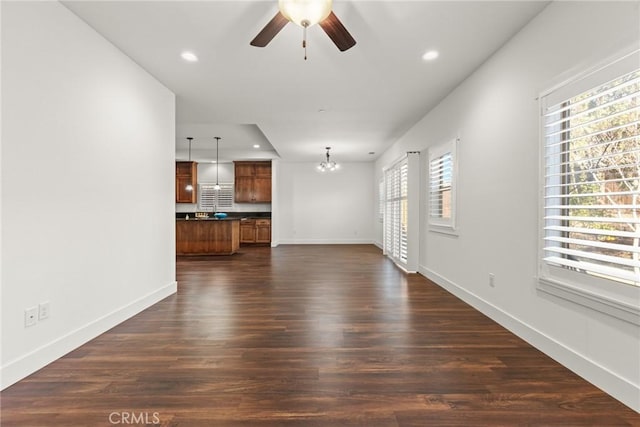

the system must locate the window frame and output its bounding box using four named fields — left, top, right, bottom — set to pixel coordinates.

left=427, top=138, right=458, bottom=234
left=537, top=48, right=640, bottom=325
